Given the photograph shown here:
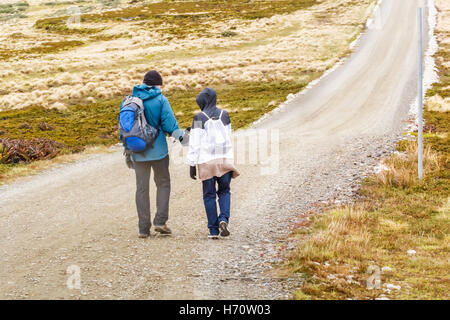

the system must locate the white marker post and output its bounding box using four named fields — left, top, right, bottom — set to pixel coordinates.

left=417, top=7, right=424, bottom=180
